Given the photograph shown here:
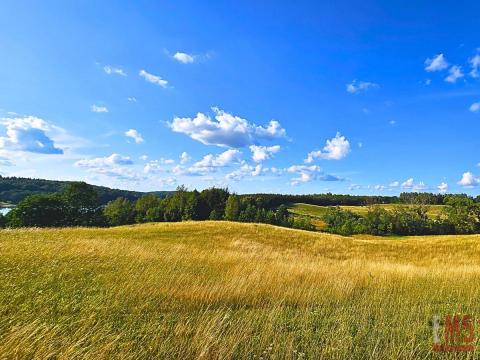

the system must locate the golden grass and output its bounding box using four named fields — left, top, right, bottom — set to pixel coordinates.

left=1, top=221, right=480, bottom=359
